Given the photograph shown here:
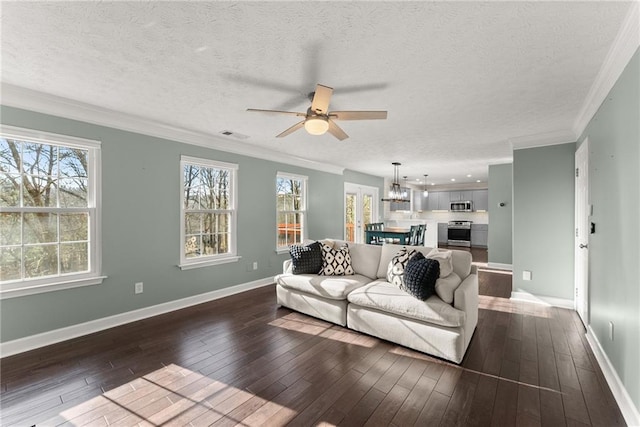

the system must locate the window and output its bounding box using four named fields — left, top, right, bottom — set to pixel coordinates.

left=276, top=172, right=307, bottom=251
left=180, top=156, right=238, bottom=269
left=0, top=125, right=103, bottom=298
